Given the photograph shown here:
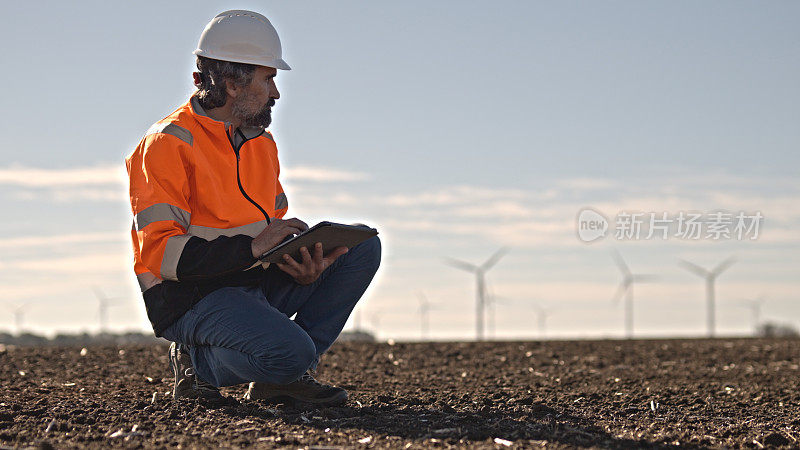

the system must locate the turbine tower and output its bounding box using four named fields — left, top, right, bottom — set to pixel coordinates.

left=738, top=296, right=765, bottom=336
left=484, top=283, right=513, bottom=339
left=5, top=302, right=28, bottom=335
left=611, top=251, right=657, bottom=339
left=532, top=303, right=552, bottom=339
left=679, top=257, right=736, bottom=337
left=93, top=288, right=121, bottom=333
left=445, top=247, right=509, bottom=341
left=368, top=309, right=382, bottom=332
left=352, top=308, right=364, bottom=332
left=417, top=292, right=433, bottom=340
